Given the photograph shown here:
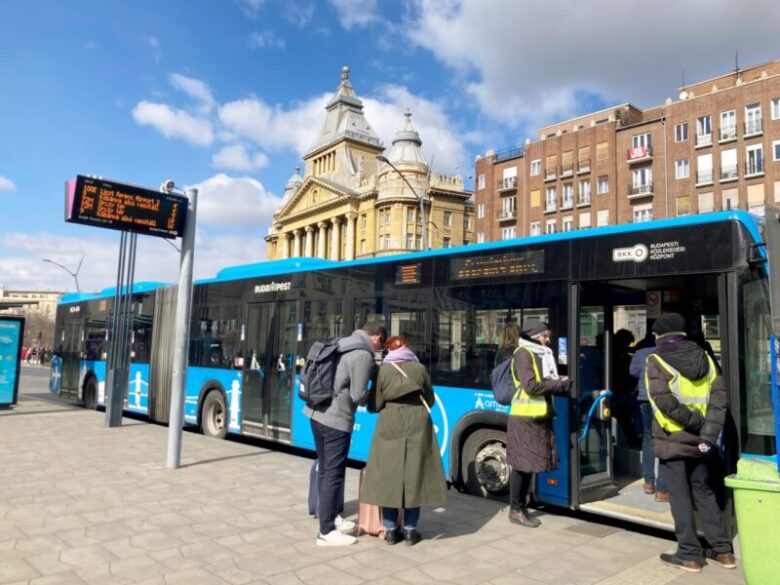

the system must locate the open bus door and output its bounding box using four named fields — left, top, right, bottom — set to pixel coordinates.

left=573, top=282, right=619, bottom=504
left=60, top=317, right=82, bottom=397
